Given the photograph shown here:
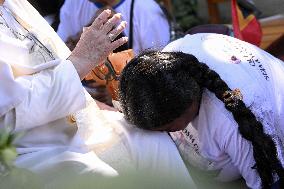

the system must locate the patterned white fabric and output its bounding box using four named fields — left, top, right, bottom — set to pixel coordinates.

left=165, top=33, right=284, bottom=189
left=0, top=1, right=68, bottom=116
left=57, top=0, right=170, bottom=55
